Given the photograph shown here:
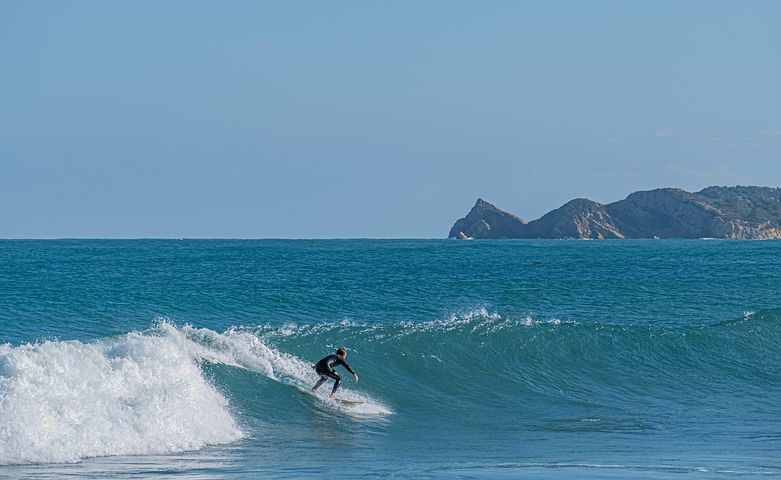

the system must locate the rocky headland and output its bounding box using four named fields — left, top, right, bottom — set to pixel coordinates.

left=448, top=186, right=781, bottom=239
